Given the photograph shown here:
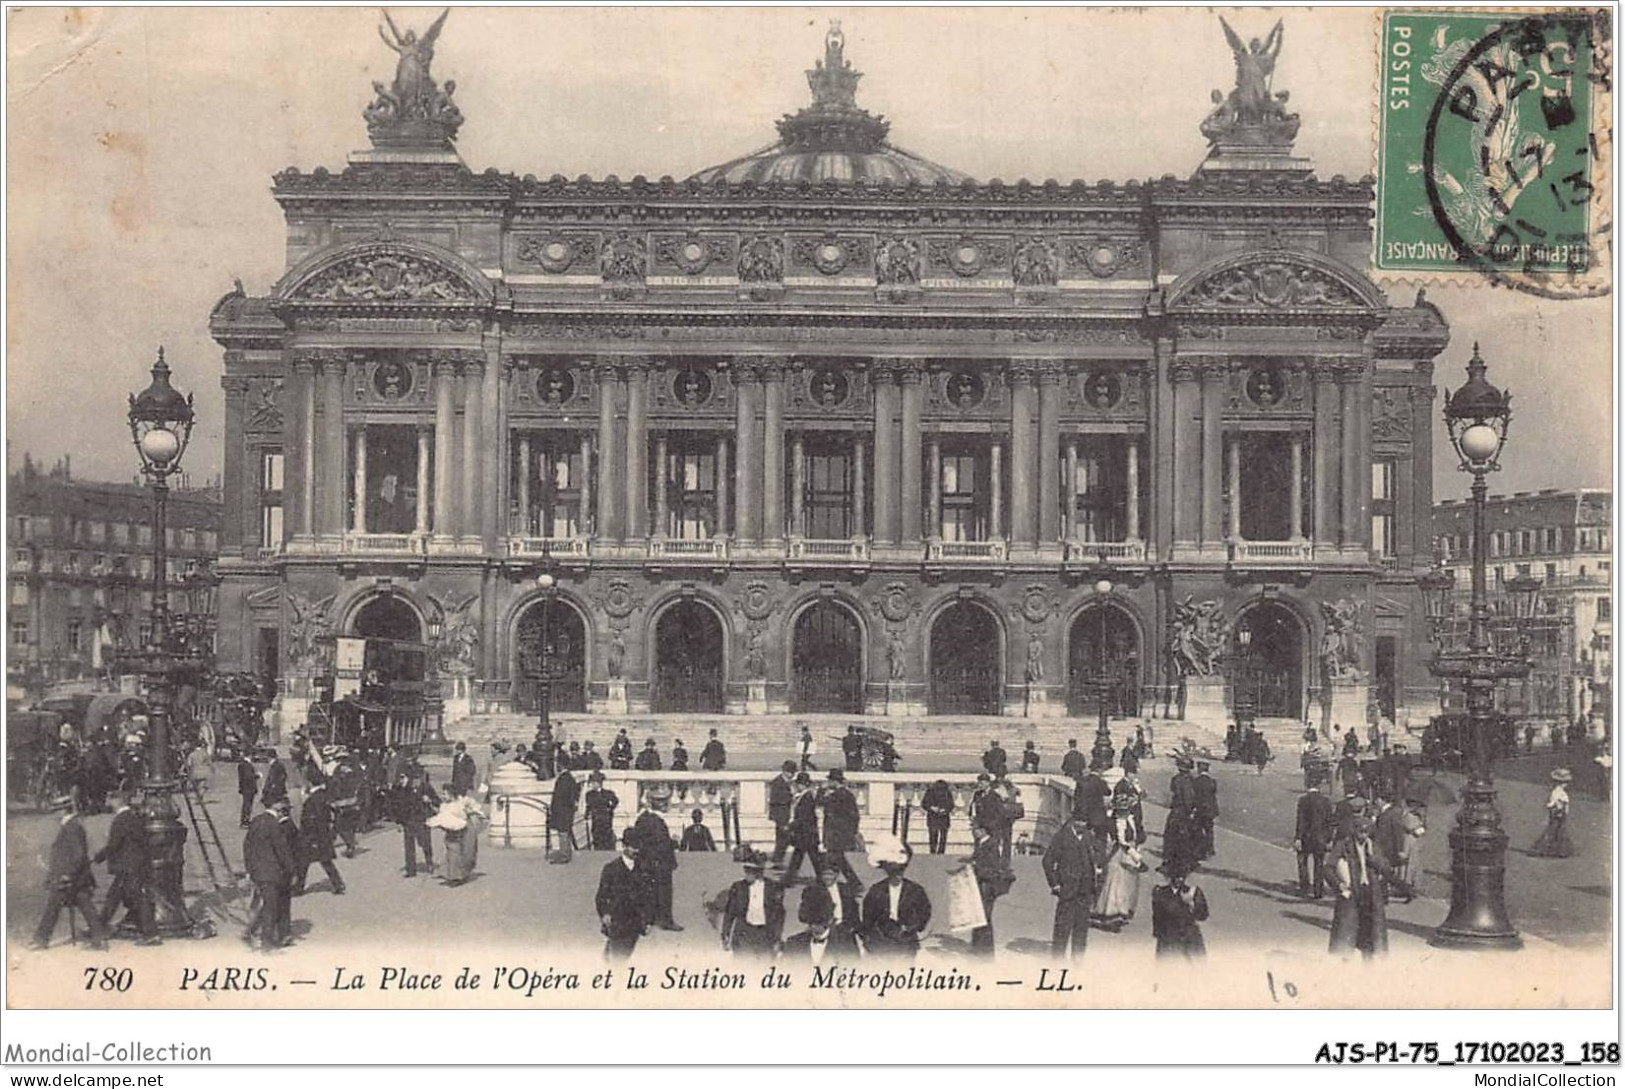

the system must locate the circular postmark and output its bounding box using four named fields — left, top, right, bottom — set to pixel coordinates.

left=1422, top=12, right=1611, bottom=299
